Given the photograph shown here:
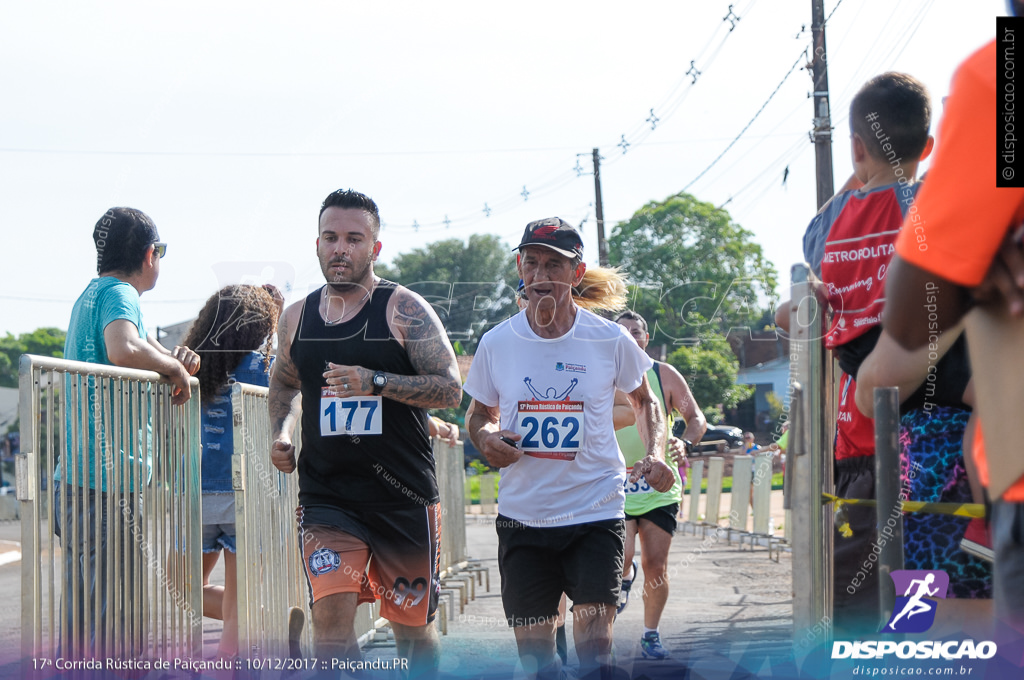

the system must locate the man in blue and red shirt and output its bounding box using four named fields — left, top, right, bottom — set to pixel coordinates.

left=795, top=72, right=935, bottom=633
